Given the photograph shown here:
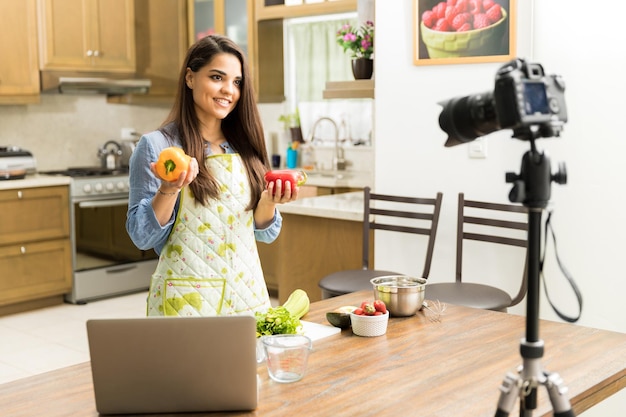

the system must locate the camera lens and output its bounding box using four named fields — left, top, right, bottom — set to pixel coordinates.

left=438, top=91, right=500, bottom=147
